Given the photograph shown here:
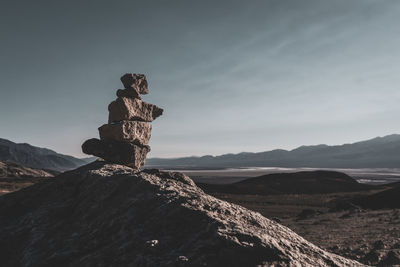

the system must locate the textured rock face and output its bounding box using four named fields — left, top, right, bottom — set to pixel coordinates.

left=120, top=73, right=148, bottom=94
left=82, top=73, right=162, bottom=169
left=99, top=121, right=152, bottom=145
left=0, top=162, right=365, bottom=267
left=82, top=139, right=150, bottom=169
left=108, top=97, right=163, bottom=123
